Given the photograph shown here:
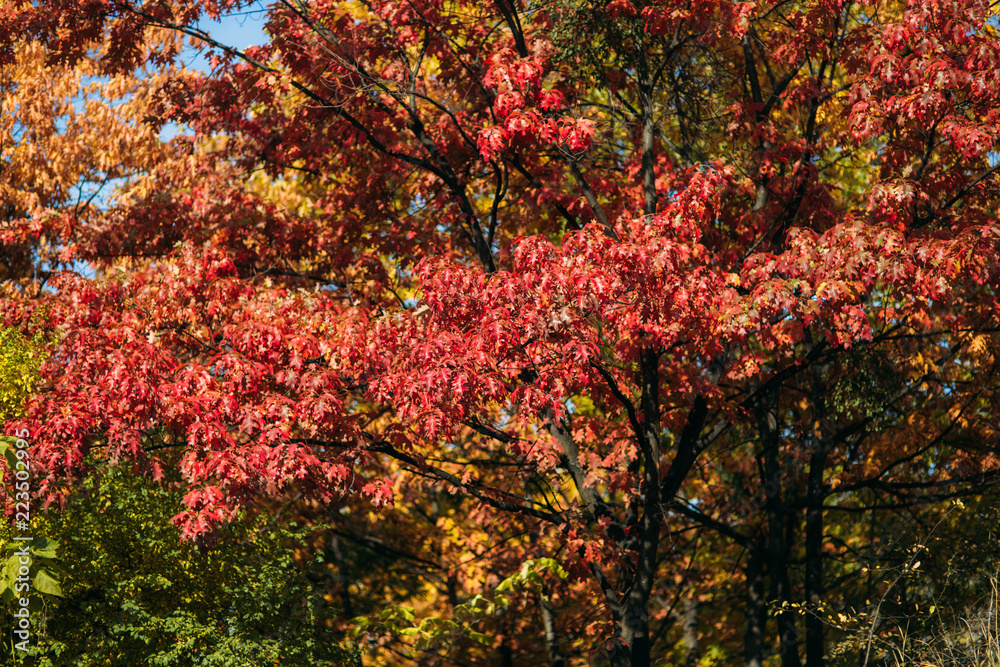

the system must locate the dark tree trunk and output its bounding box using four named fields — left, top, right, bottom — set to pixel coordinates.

left=804, top=478, right=825, bottom=667
left=329, top=534, right=354, bottom=619
left=500, top=639, right=514, bottom=667
left=805, top=353, right=831, bottom=667
left=757, top=391, right=801, bottom=667
left=769, top=506, right=802, bottom=667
